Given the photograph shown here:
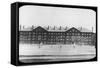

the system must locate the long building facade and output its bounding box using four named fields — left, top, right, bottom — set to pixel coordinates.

left=19, top=26, right=96, bottom=45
